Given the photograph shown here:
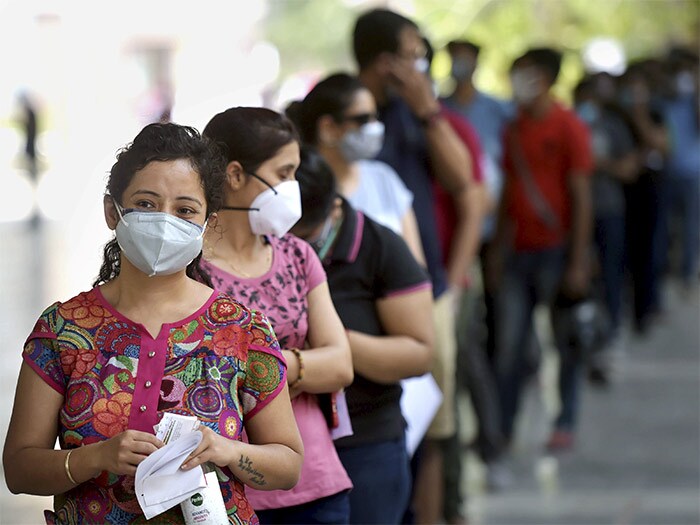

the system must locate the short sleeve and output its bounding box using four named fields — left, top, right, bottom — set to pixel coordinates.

left=241, top=309, right=288, bottom=420
left=352, top=160, right=414, bottom=234
left=567, top=114, right=594, bottom=175
left=22, top=302, right=66, bottom=395
left=378, top=162, right=414, bottom=221
left=372, top=220, right=432, bottom=299
left=443, top=107, right=485, bottom=183
left=298, top=237, right=327, bottom=291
